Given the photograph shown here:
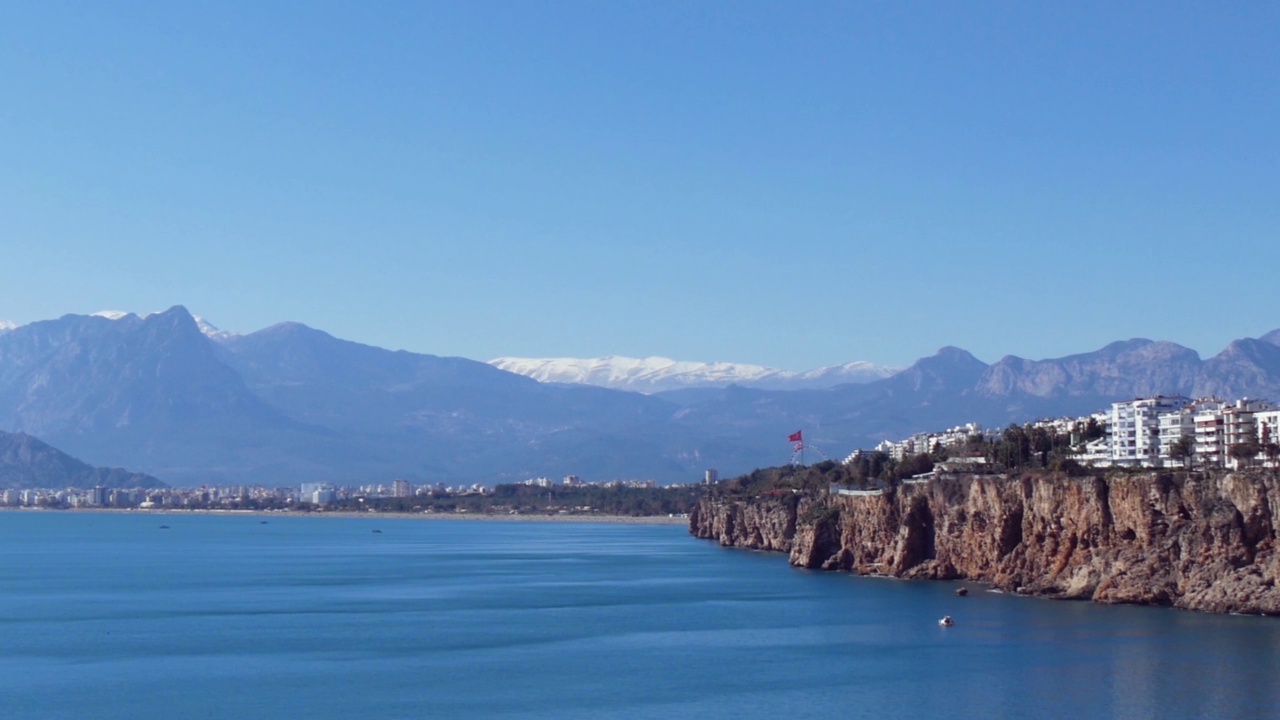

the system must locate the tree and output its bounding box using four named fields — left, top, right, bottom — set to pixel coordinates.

left=1266, top=443, right=1280, bottom=469
left=896, top=453, right=935, bottom=479
left=1169, top=434, right=1195, bottom=468
left=1229, top=439, right=1261, bottom=469
left=1262, top=425, right=1279, bottom=468
left=1081, top=418, right=1105, bottom=442
left=868, top=452, right=888, bottom=481
left=1030, top=427, right=1053, bottom=466
left=997, top=425, right=1033, bottom=469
